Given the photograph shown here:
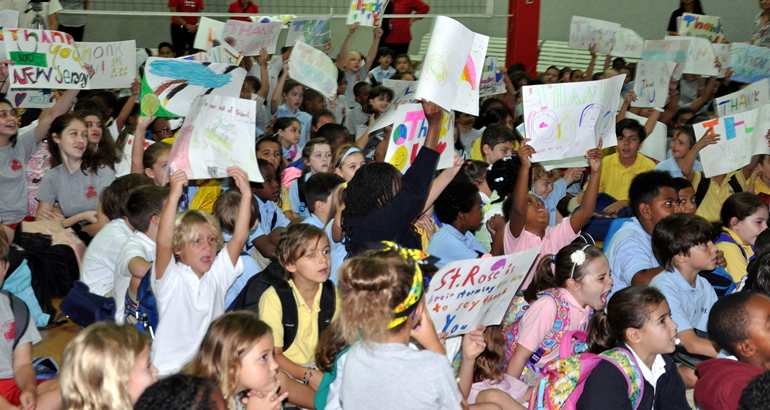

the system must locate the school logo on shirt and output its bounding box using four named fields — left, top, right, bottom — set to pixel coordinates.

left=85, top=185, right=97, bottom=199
left=9, top=159, right=21, bottom=171
left=1, top=320, right=14, bottom=342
